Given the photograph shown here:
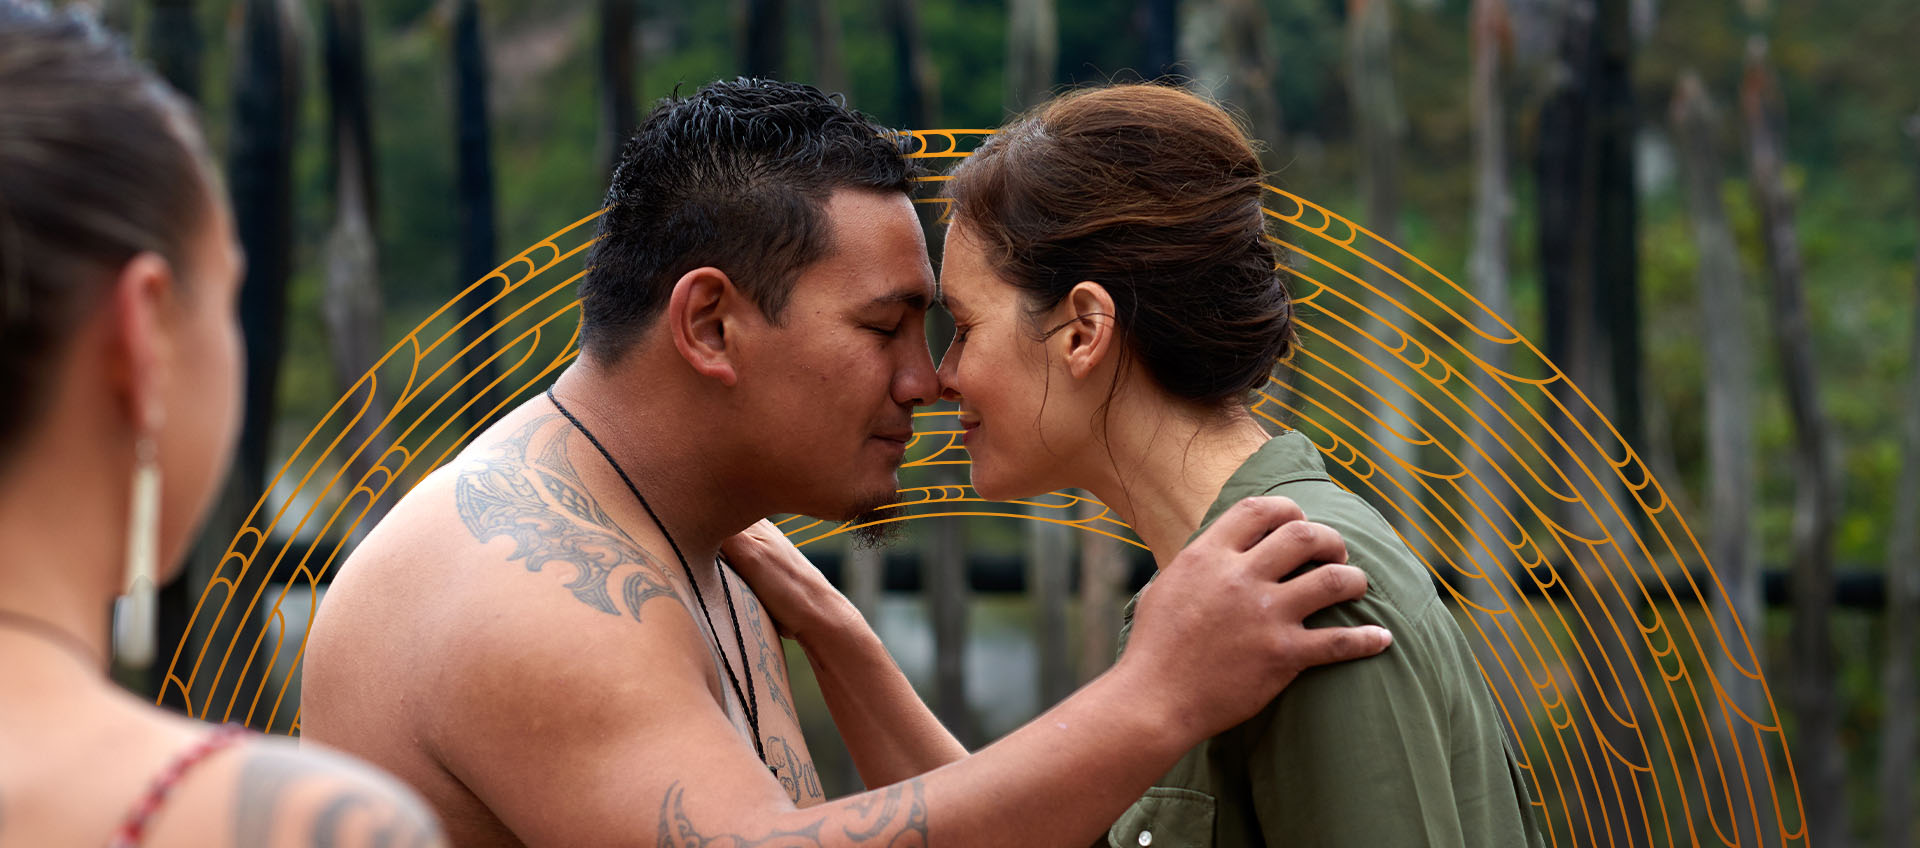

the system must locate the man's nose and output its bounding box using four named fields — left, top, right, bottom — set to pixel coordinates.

left=897, top=348, right=939, bottom=407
